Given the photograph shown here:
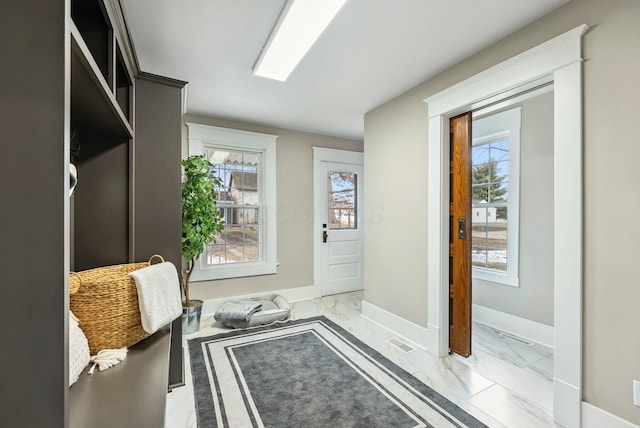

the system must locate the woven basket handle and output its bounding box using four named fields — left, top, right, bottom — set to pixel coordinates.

left=148, top=254, right=165, bottom=264
left=69, top=272, right=82, bottom=295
